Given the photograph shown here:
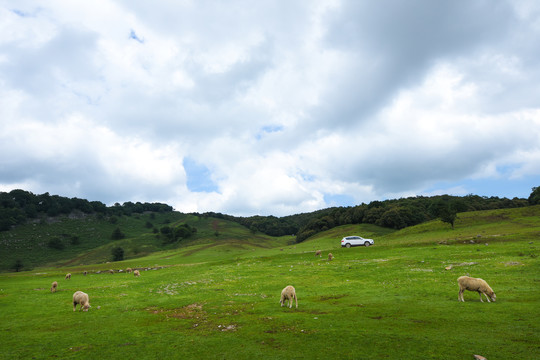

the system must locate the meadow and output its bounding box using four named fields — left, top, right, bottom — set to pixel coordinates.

left=0, top=206, right=539, bottom=359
